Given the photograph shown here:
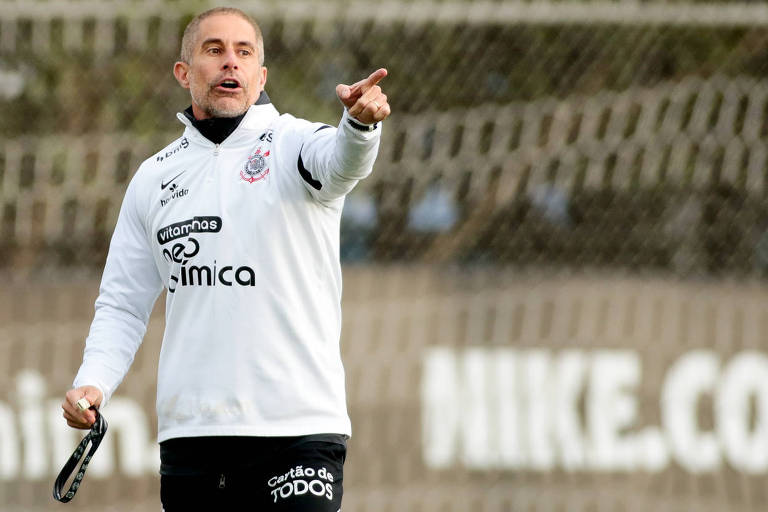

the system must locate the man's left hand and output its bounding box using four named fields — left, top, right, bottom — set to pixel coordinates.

left=336, top=68, right=391, bottom=125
